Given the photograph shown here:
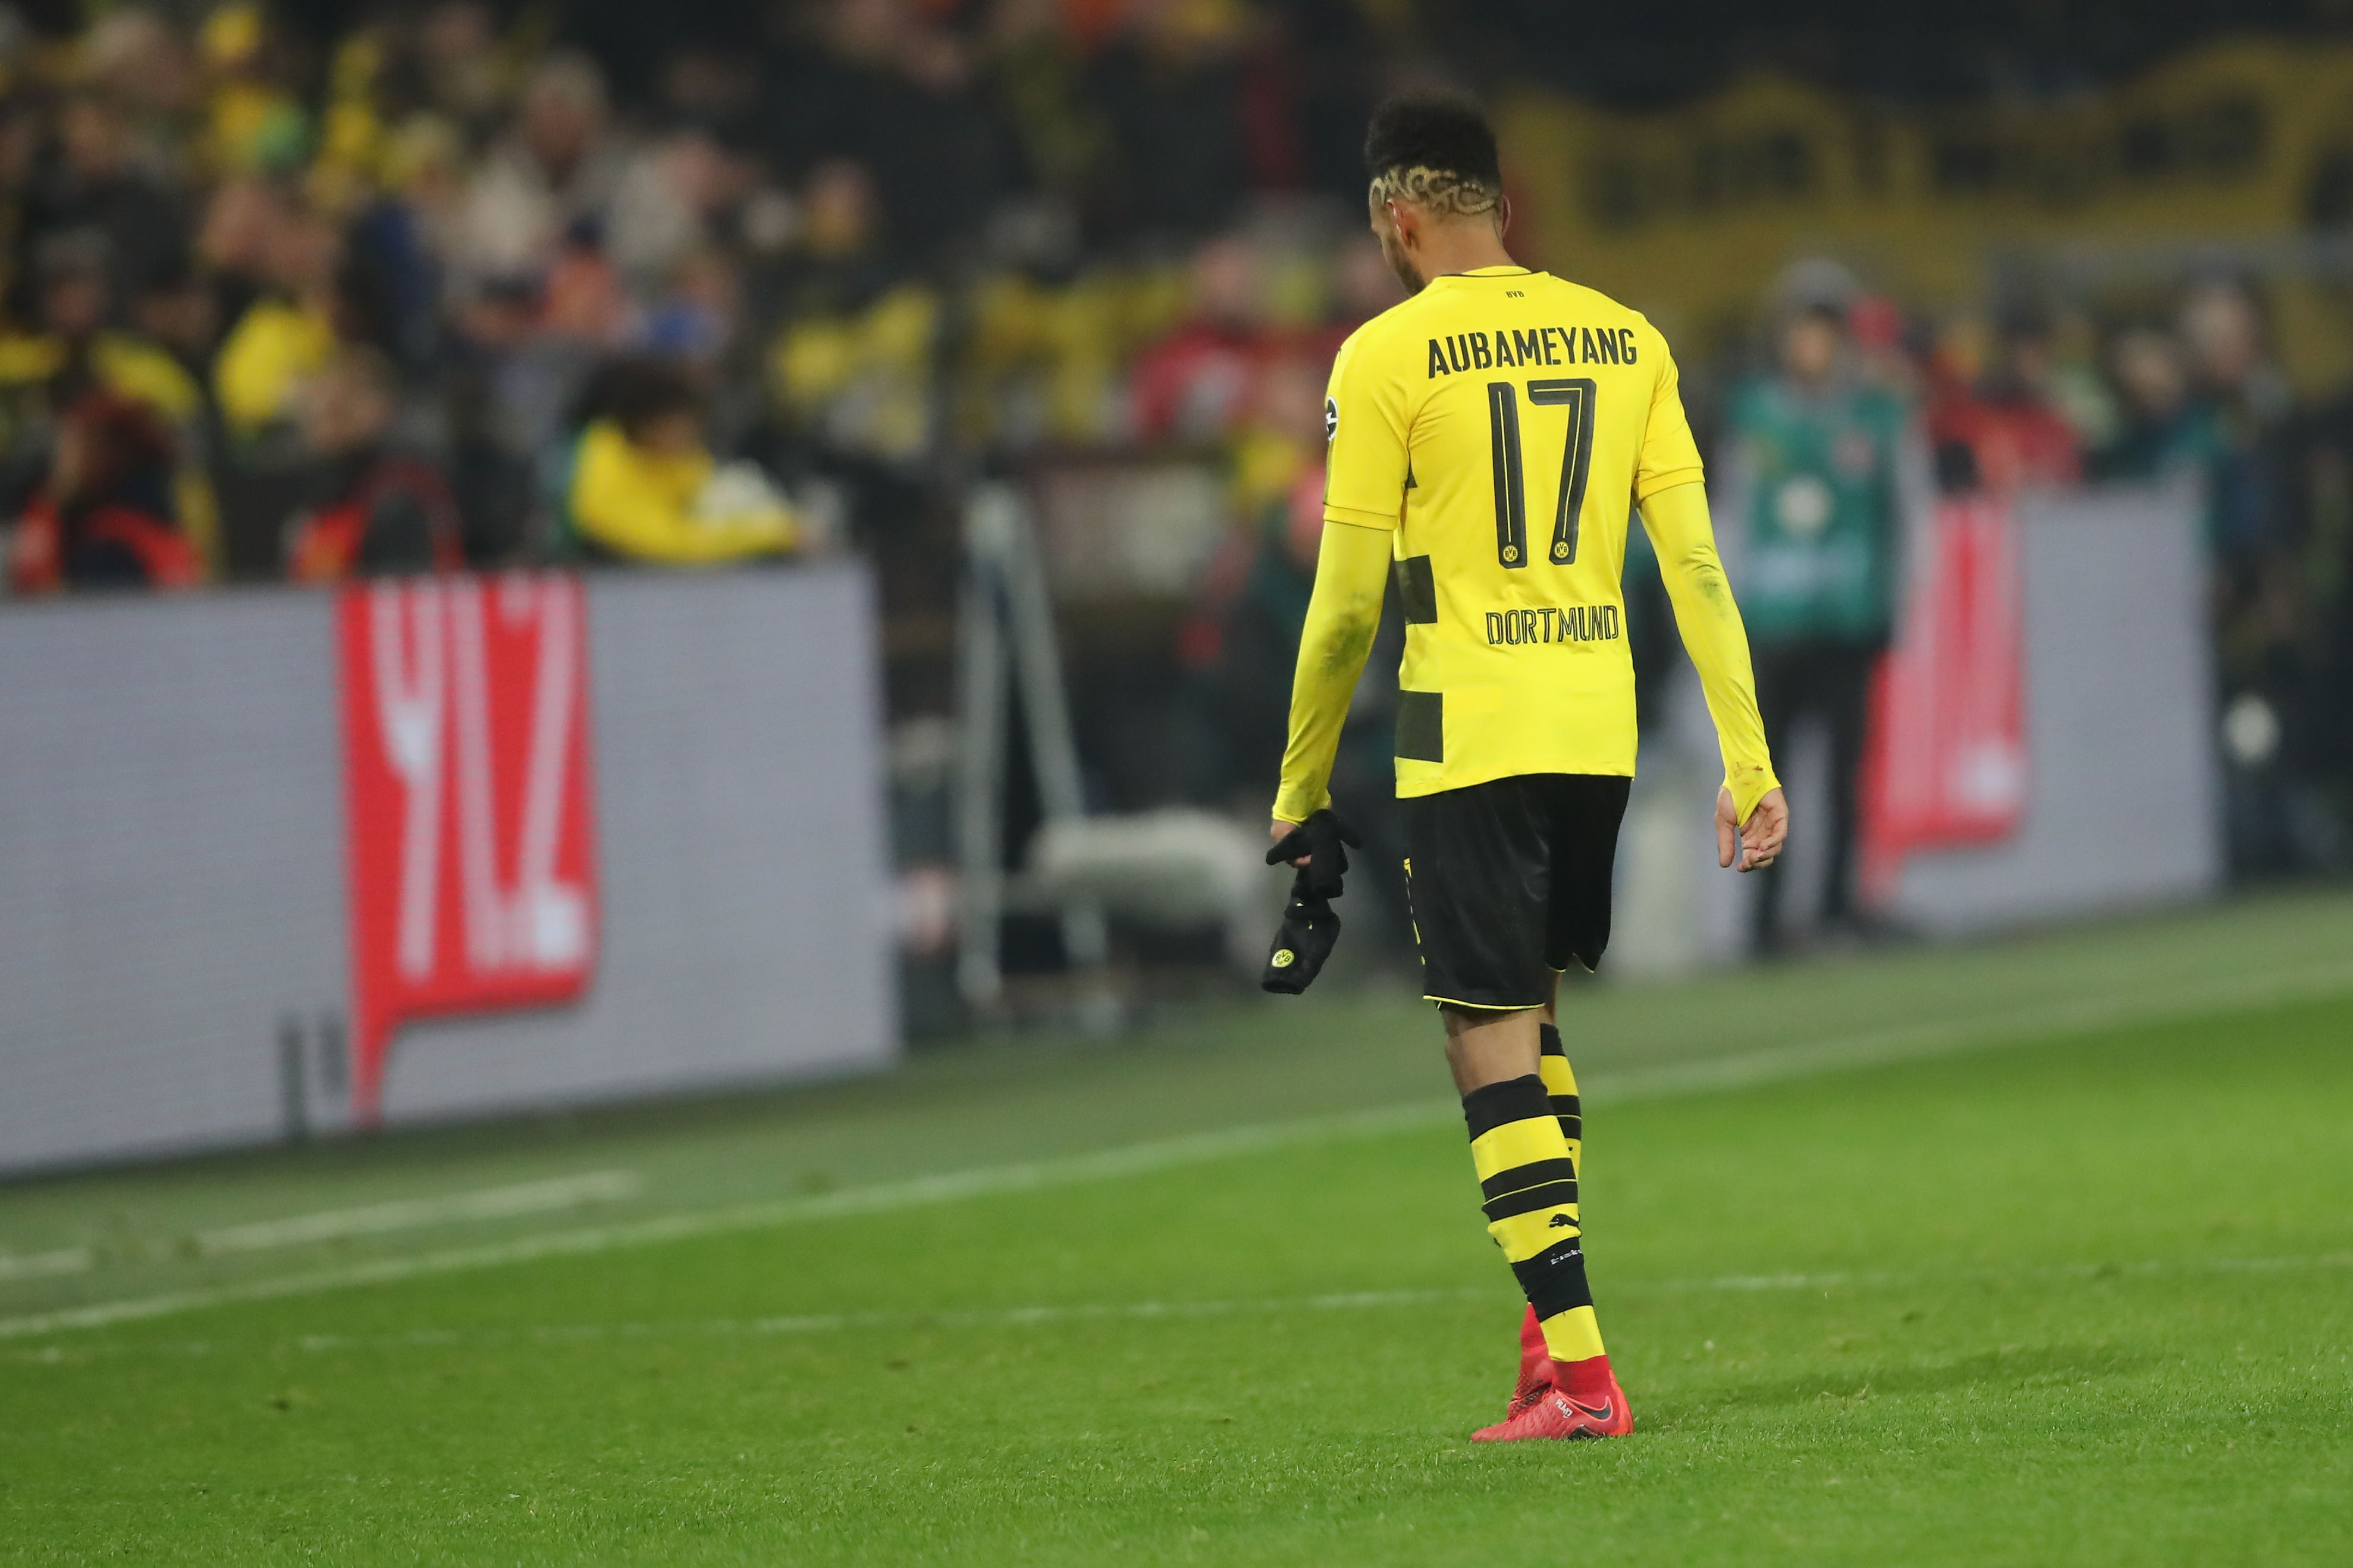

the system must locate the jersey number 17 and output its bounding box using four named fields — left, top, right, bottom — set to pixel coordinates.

left=1486, top=378, right=1597, bottom=569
